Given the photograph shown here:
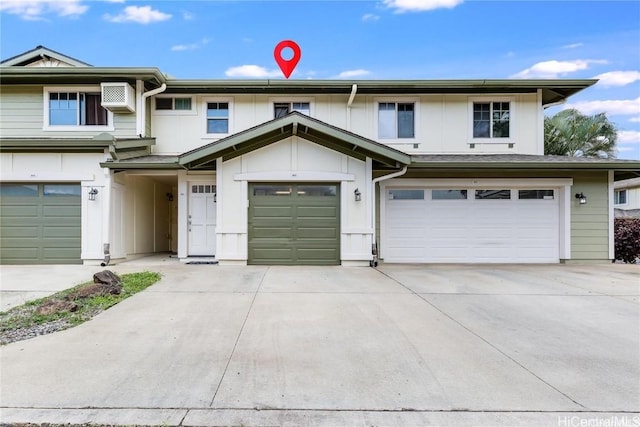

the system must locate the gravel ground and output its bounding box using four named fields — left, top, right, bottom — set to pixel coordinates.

left=0, top=319, right=73, bottom=346
left=0, top=307, right=104, bottom=346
